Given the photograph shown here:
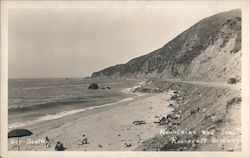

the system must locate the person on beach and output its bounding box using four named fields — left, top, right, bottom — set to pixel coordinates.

left=77, top=134, right=88, bottom=145
left=45, top=136, right=51, bottom=148
left=54, top=141, right=65, bottom=151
